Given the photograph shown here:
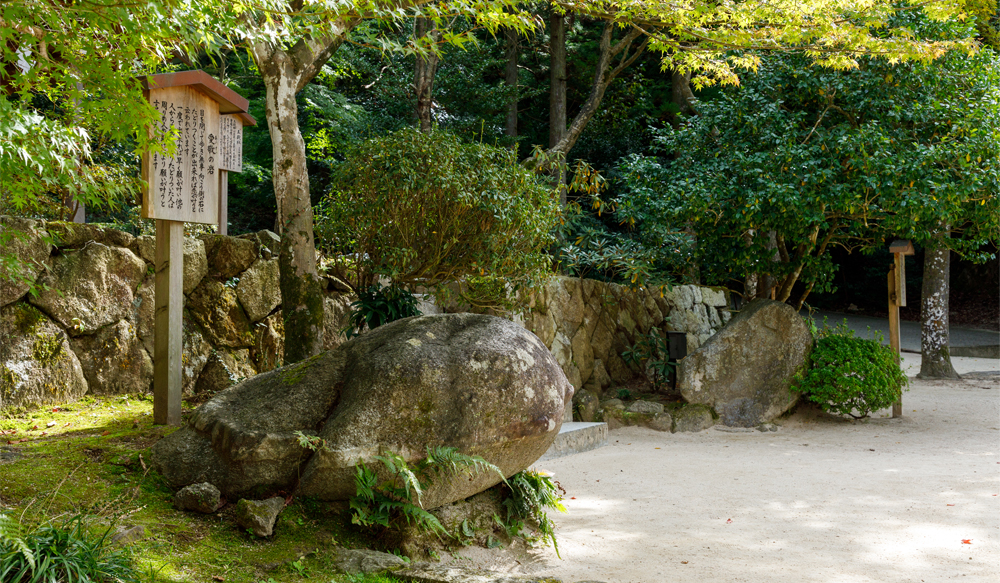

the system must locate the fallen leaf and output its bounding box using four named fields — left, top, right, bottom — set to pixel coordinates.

left=101, top=430, right=110, bottom=436
left=570, top=497, right=576, bottom=500
left=139, top=454, right=147, bottom=471
left=62, top=422, right=71, bottom=428
left=31, top=425, right=38, bottom=430
left=962, top=539, right=972, bottom=545
left=726, top=519, right=733, bottom=524
left=655, top=447, right=660, bottom=449
left=51, top=407, right=59, bottom=412
left=947, top=504, right=955, bottom=507
left=681, top=561, right=689, bottom=564
left=212, top=577, right=225, bottom=582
